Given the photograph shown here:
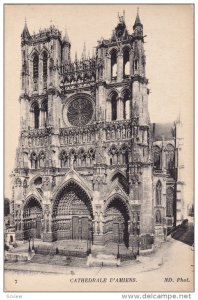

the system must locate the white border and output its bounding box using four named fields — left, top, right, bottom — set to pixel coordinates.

left=1, top=1, right=197, bottom=300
